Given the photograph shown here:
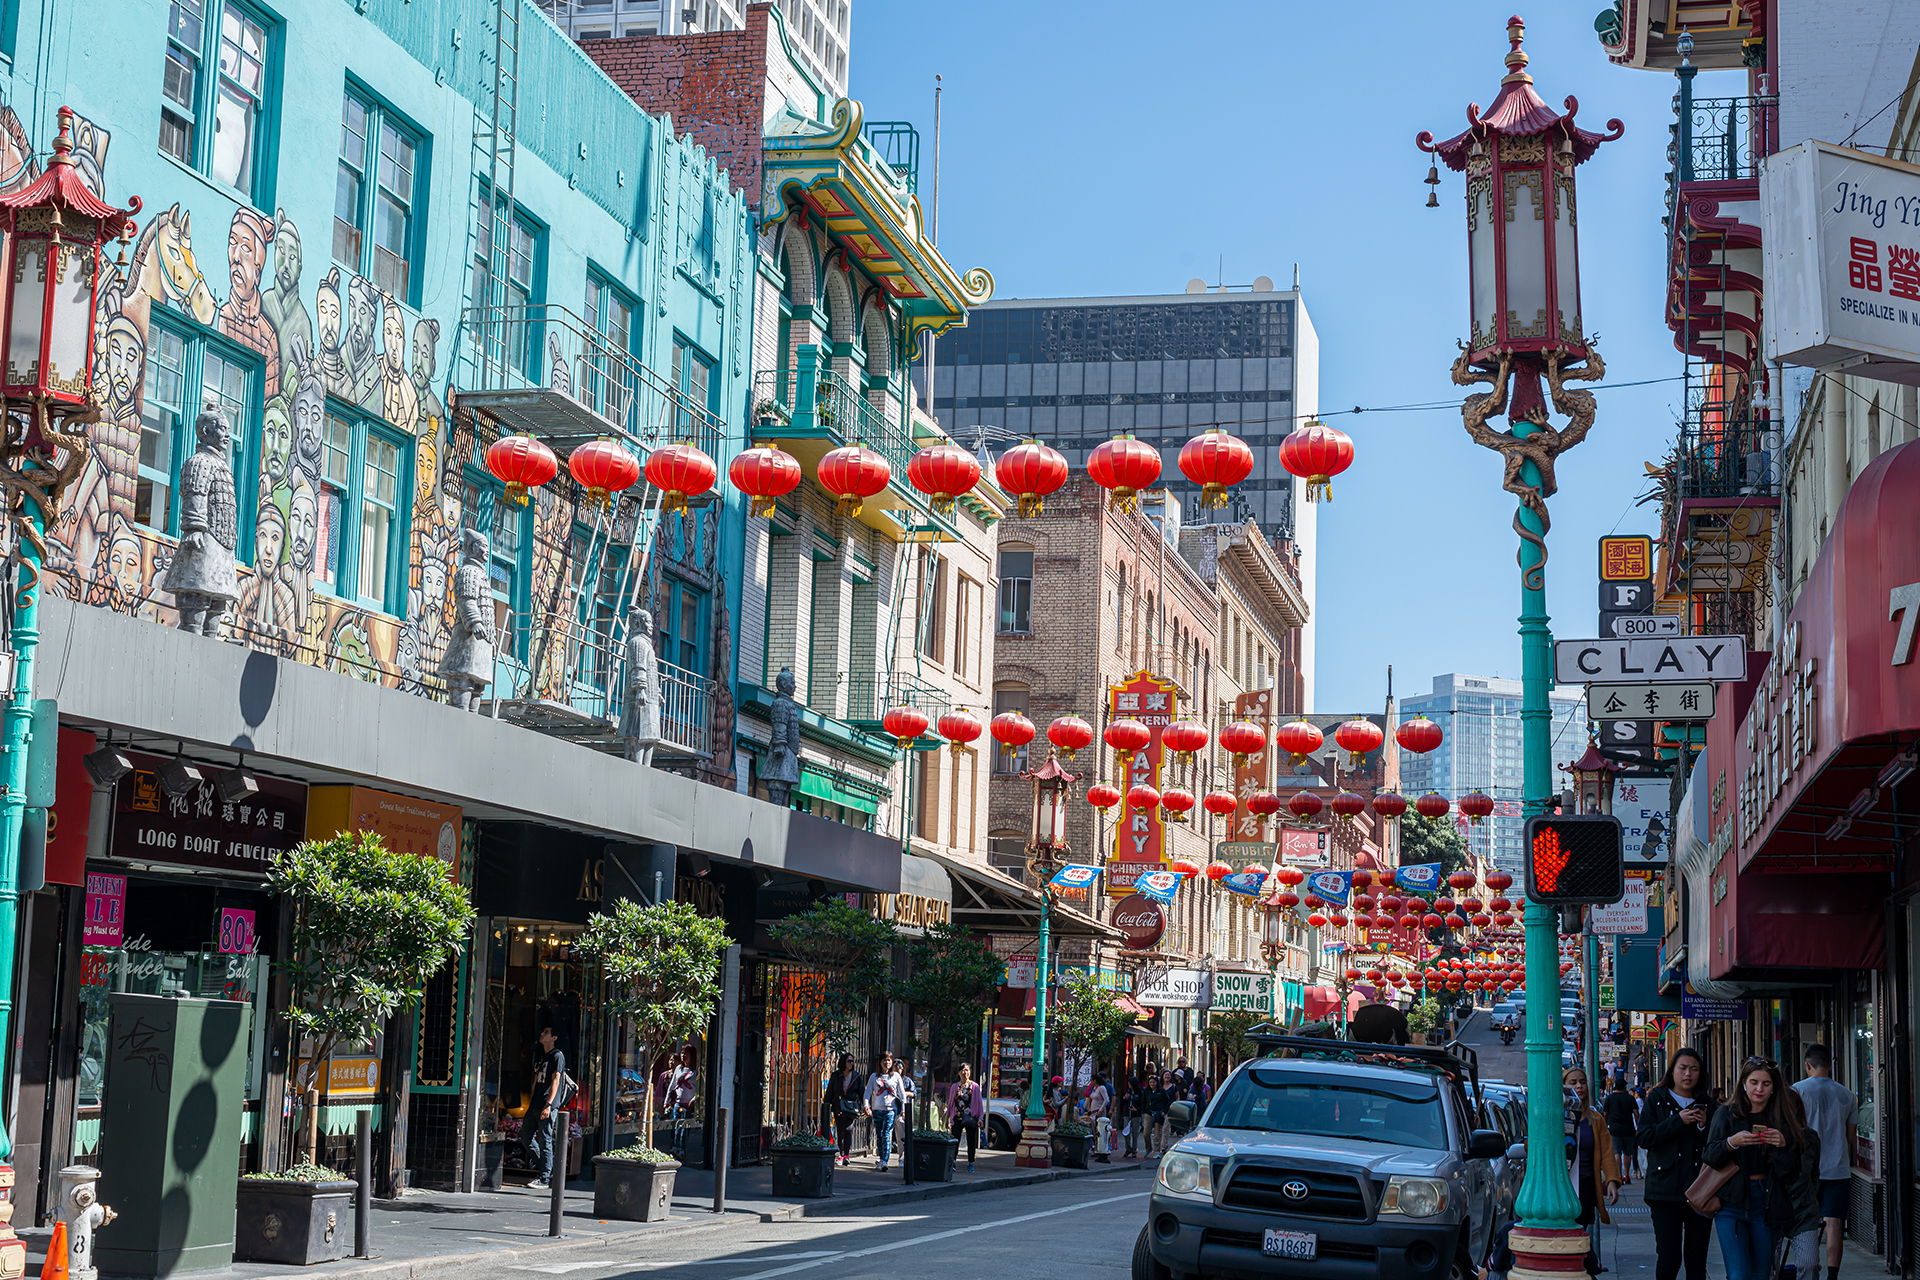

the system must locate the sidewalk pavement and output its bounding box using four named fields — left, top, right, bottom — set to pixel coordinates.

left=1588, top=1193, right=1885, bottom=1280
left=17, top=1145, right=1150, bottom=1280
